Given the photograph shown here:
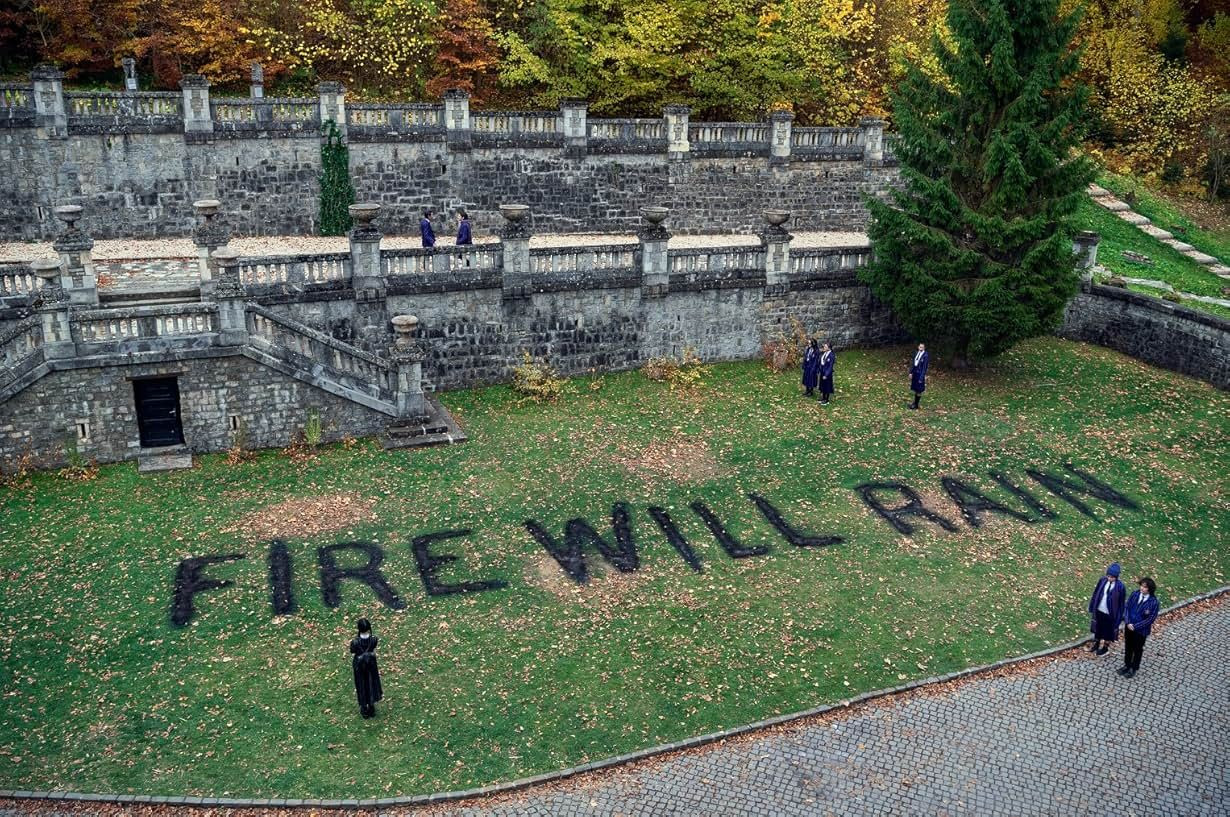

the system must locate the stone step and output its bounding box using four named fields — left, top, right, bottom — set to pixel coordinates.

left=1102, top=200, right=1131, bottom=212
left=138, top=444, right=194, bottom=472
left=1185, top=250, right=1218, bottom=265
left=1087, top=184, right=1111, bottom=197
left=1209, top=264, right=1230, bottom=277
left=1117, top=212, right=1150, bottom=226
left=1140, top=224, right=1173, bottom=240
left=1163, top=238, right=1194, bottom=252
